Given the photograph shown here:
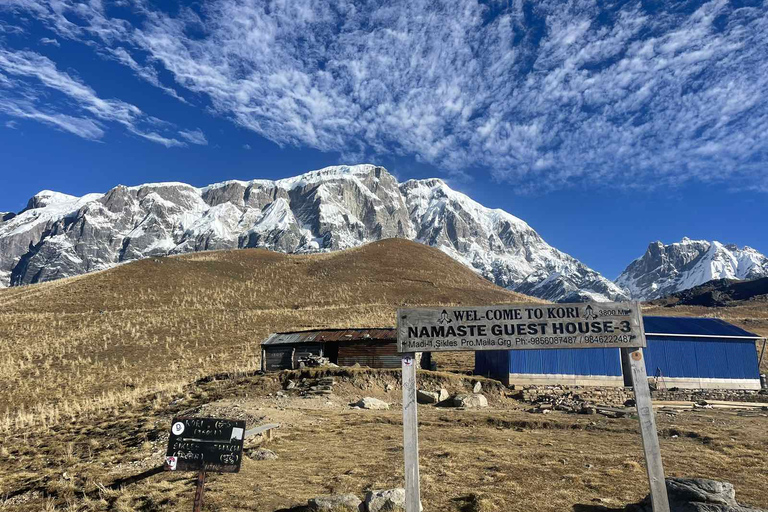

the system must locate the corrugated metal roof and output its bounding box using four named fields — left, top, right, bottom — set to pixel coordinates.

left=643, top=316, right=760, bottom=339
left=262, top=328, right=396, bottom=346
